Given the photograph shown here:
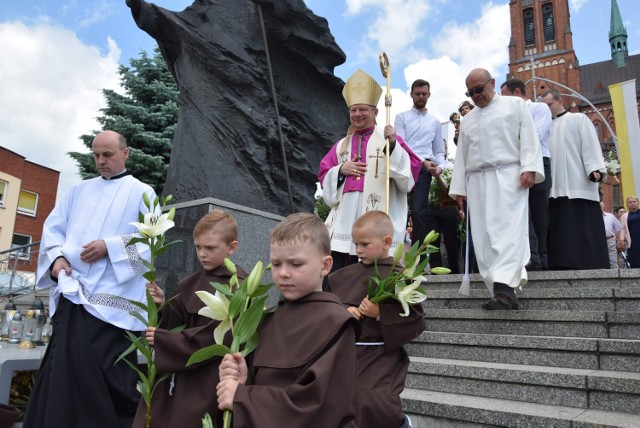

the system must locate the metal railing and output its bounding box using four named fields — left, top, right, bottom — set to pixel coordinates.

left=0, top=242, right=40, bottom=297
